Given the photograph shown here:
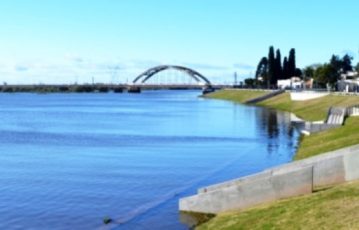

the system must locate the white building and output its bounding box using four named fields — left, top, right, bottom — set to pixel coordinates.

left=277, top=77, right=303, bottom=90
left=338, top=71, right=359, bottom=92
